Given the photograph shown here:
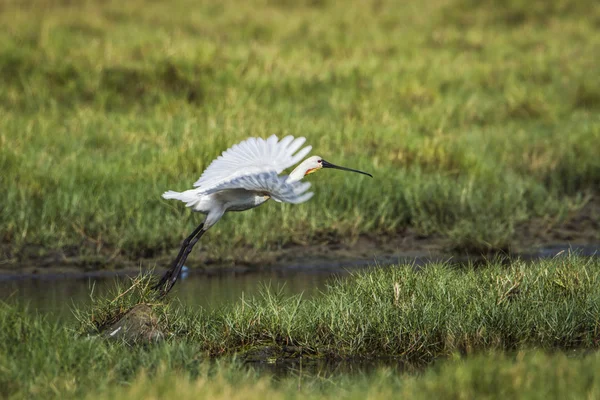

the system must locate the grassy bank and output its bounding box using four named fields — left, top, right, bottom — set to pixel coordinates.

left=2, top=256, right=600, bottom=398
left=76, top=255, right=600, bottom=361
left=0, top=0, right=599, bottom=264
